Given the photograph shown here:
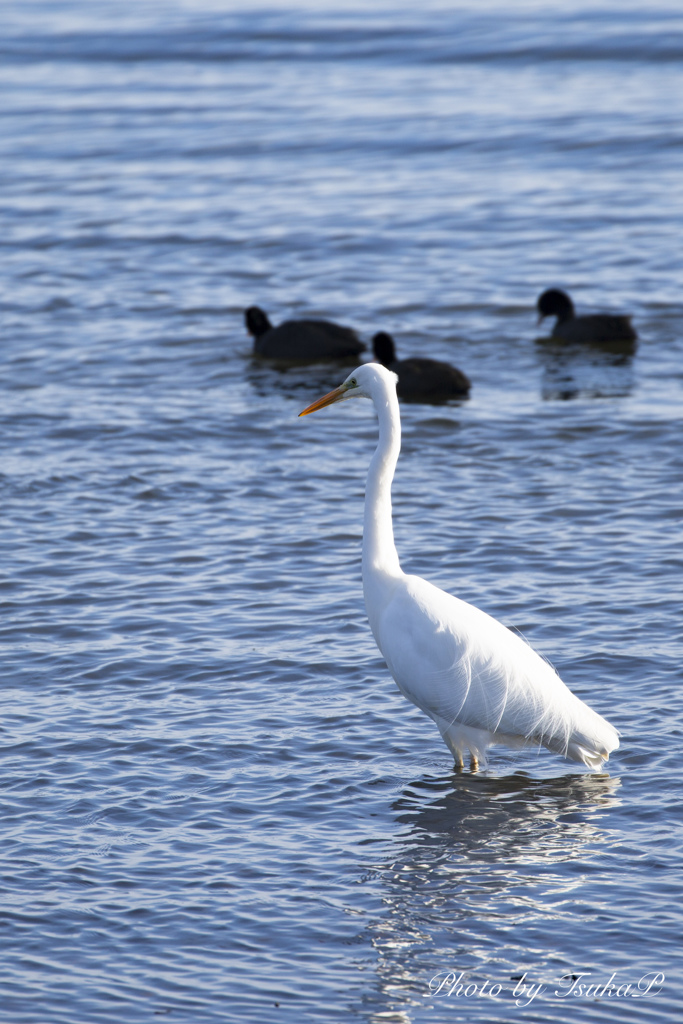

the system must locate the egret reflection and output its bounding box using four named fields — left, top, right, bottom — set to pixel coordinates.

left=393, top=769, right=621, bottom=843
left=359, top=770, right=621, bottom=1023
